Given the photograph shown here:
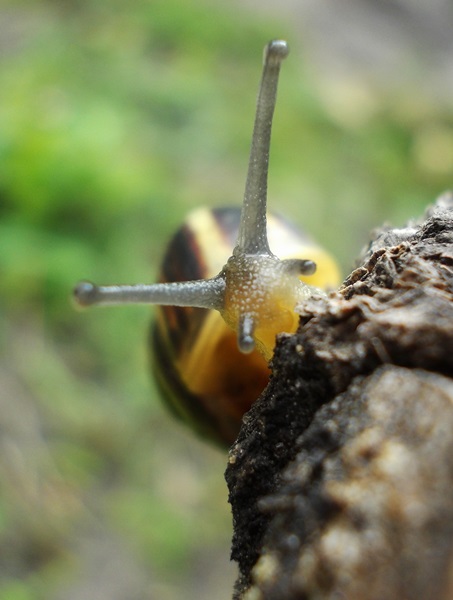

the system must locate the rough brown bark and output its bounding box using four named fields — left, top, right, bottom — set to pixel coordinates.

left=226, top=192, right=453, bottom=600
